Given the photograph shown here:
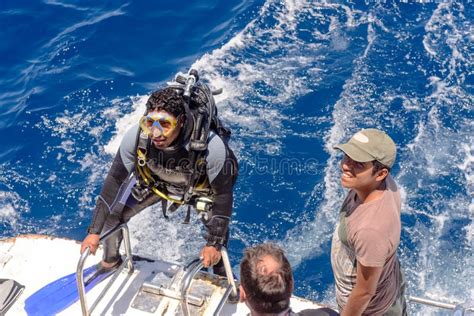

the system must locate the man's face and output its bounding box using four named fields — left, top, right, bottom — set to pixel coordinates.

left=339, top=154, right=377, bottom=190
left=143, top=109, right=183, bottom=149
